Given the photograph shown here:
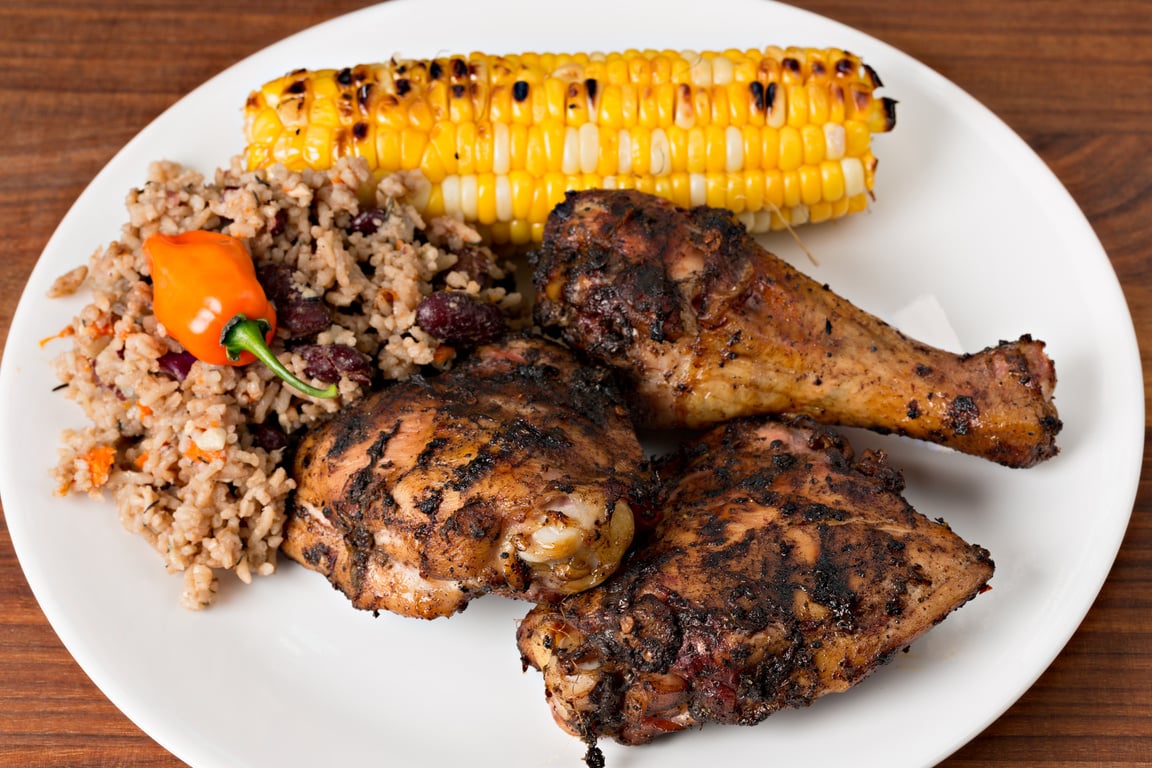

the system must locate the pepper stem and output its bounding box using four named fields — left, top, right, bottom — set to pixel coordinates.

left=221, top=315, right=338, bottom=399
